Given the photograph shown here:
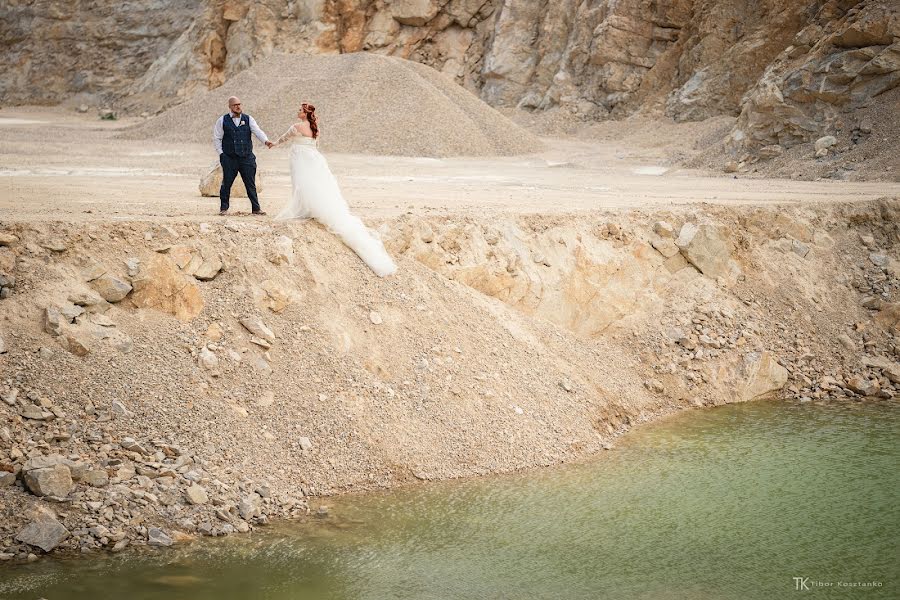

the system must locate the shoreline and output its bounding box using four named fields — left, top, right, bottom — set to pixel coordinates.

left=1, top=198, right=898, bottom=560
